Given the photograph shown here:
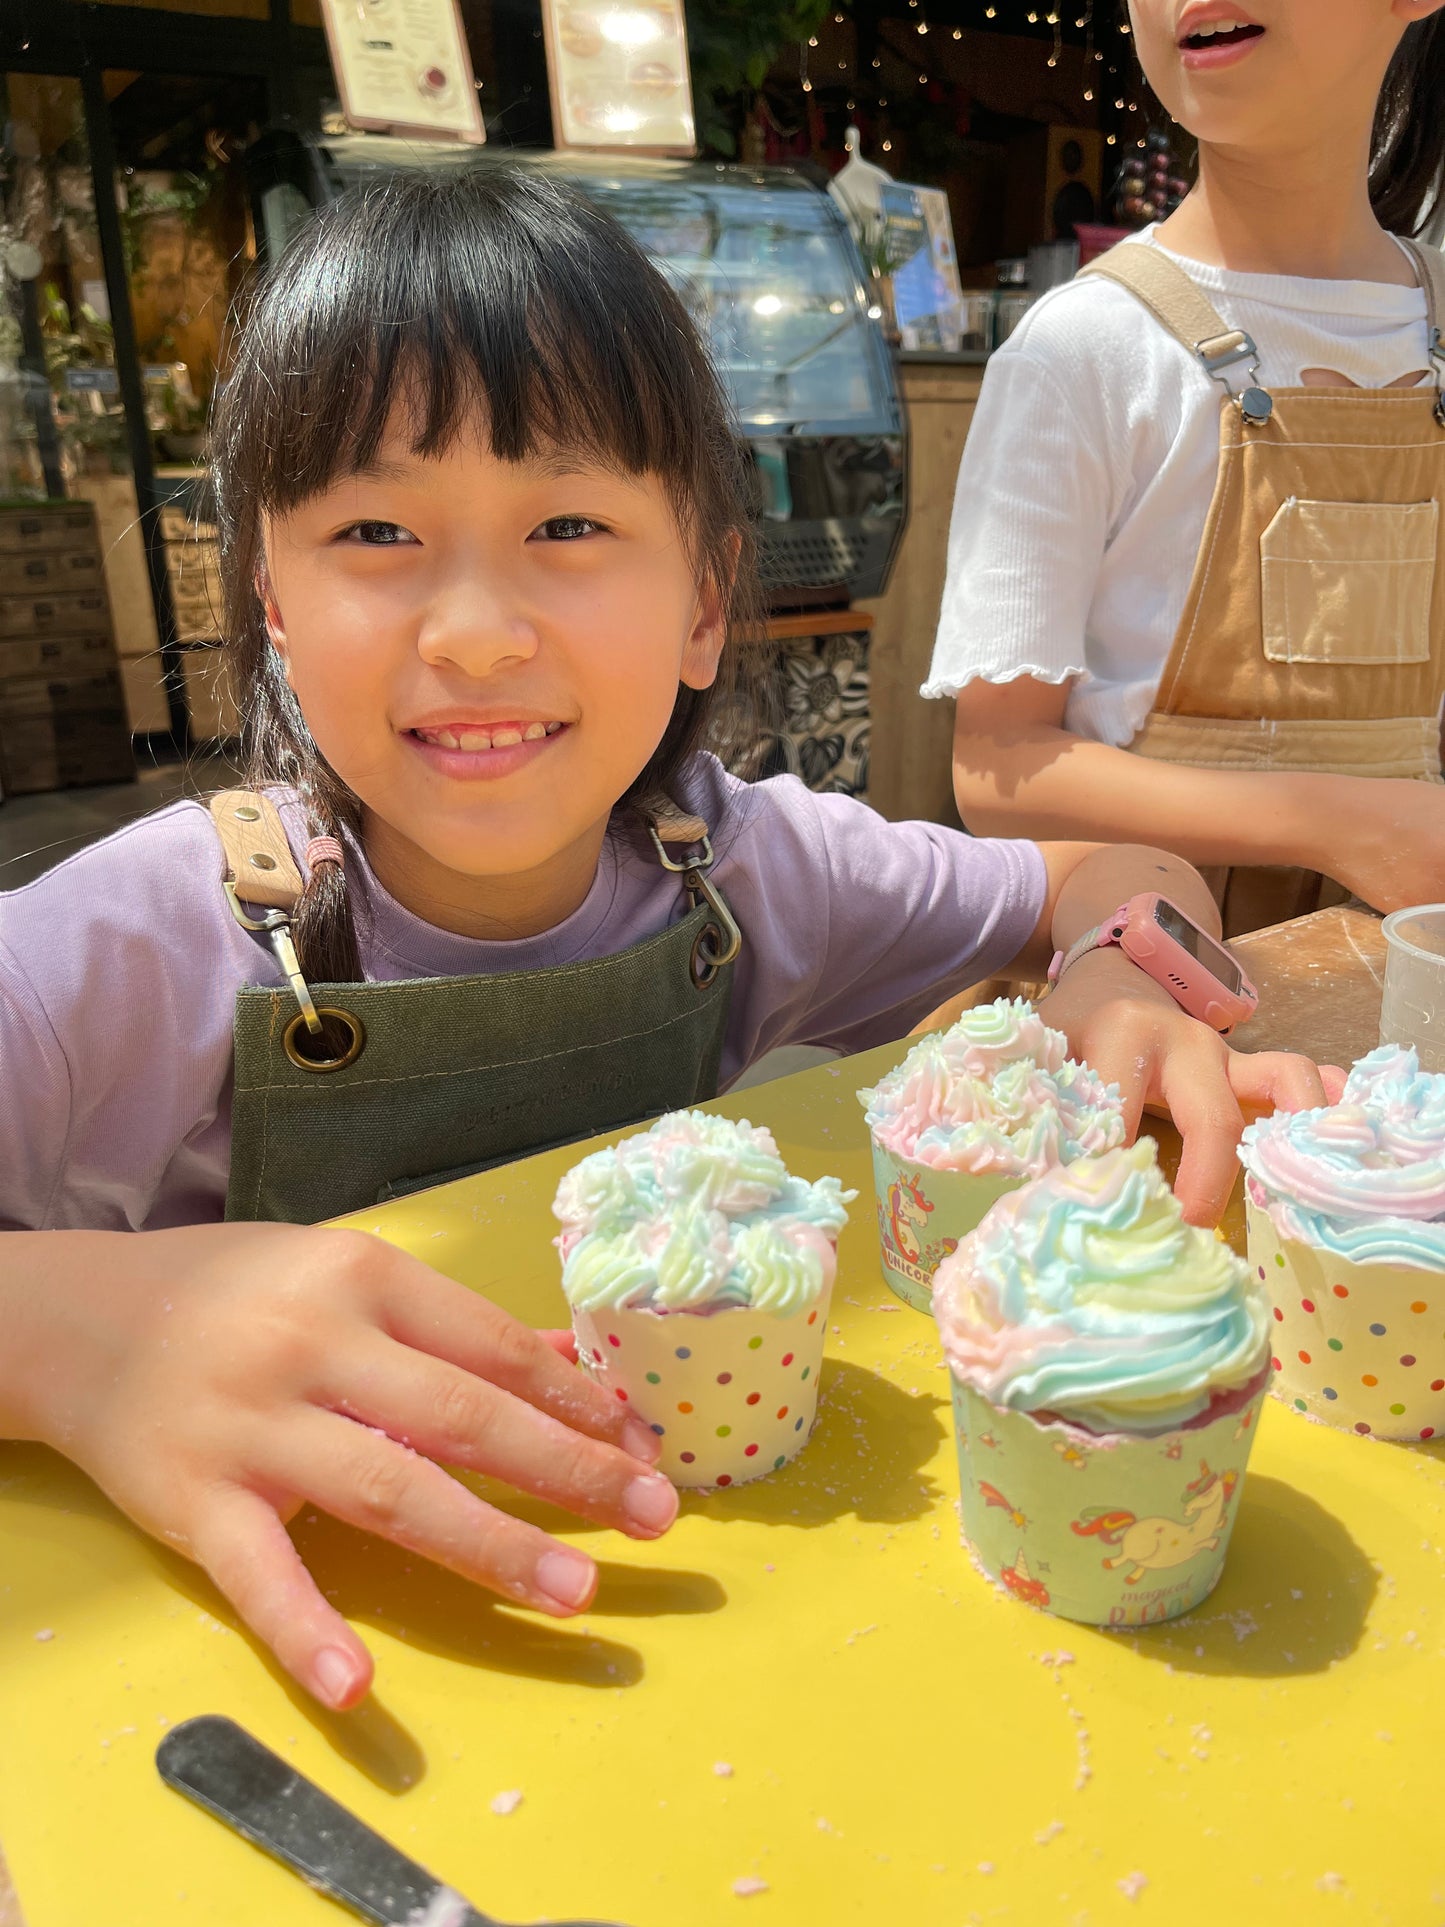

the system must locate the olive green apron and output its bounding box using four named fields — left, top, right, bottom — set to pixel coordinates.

left=209, top=791, right=741, bottom=1225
